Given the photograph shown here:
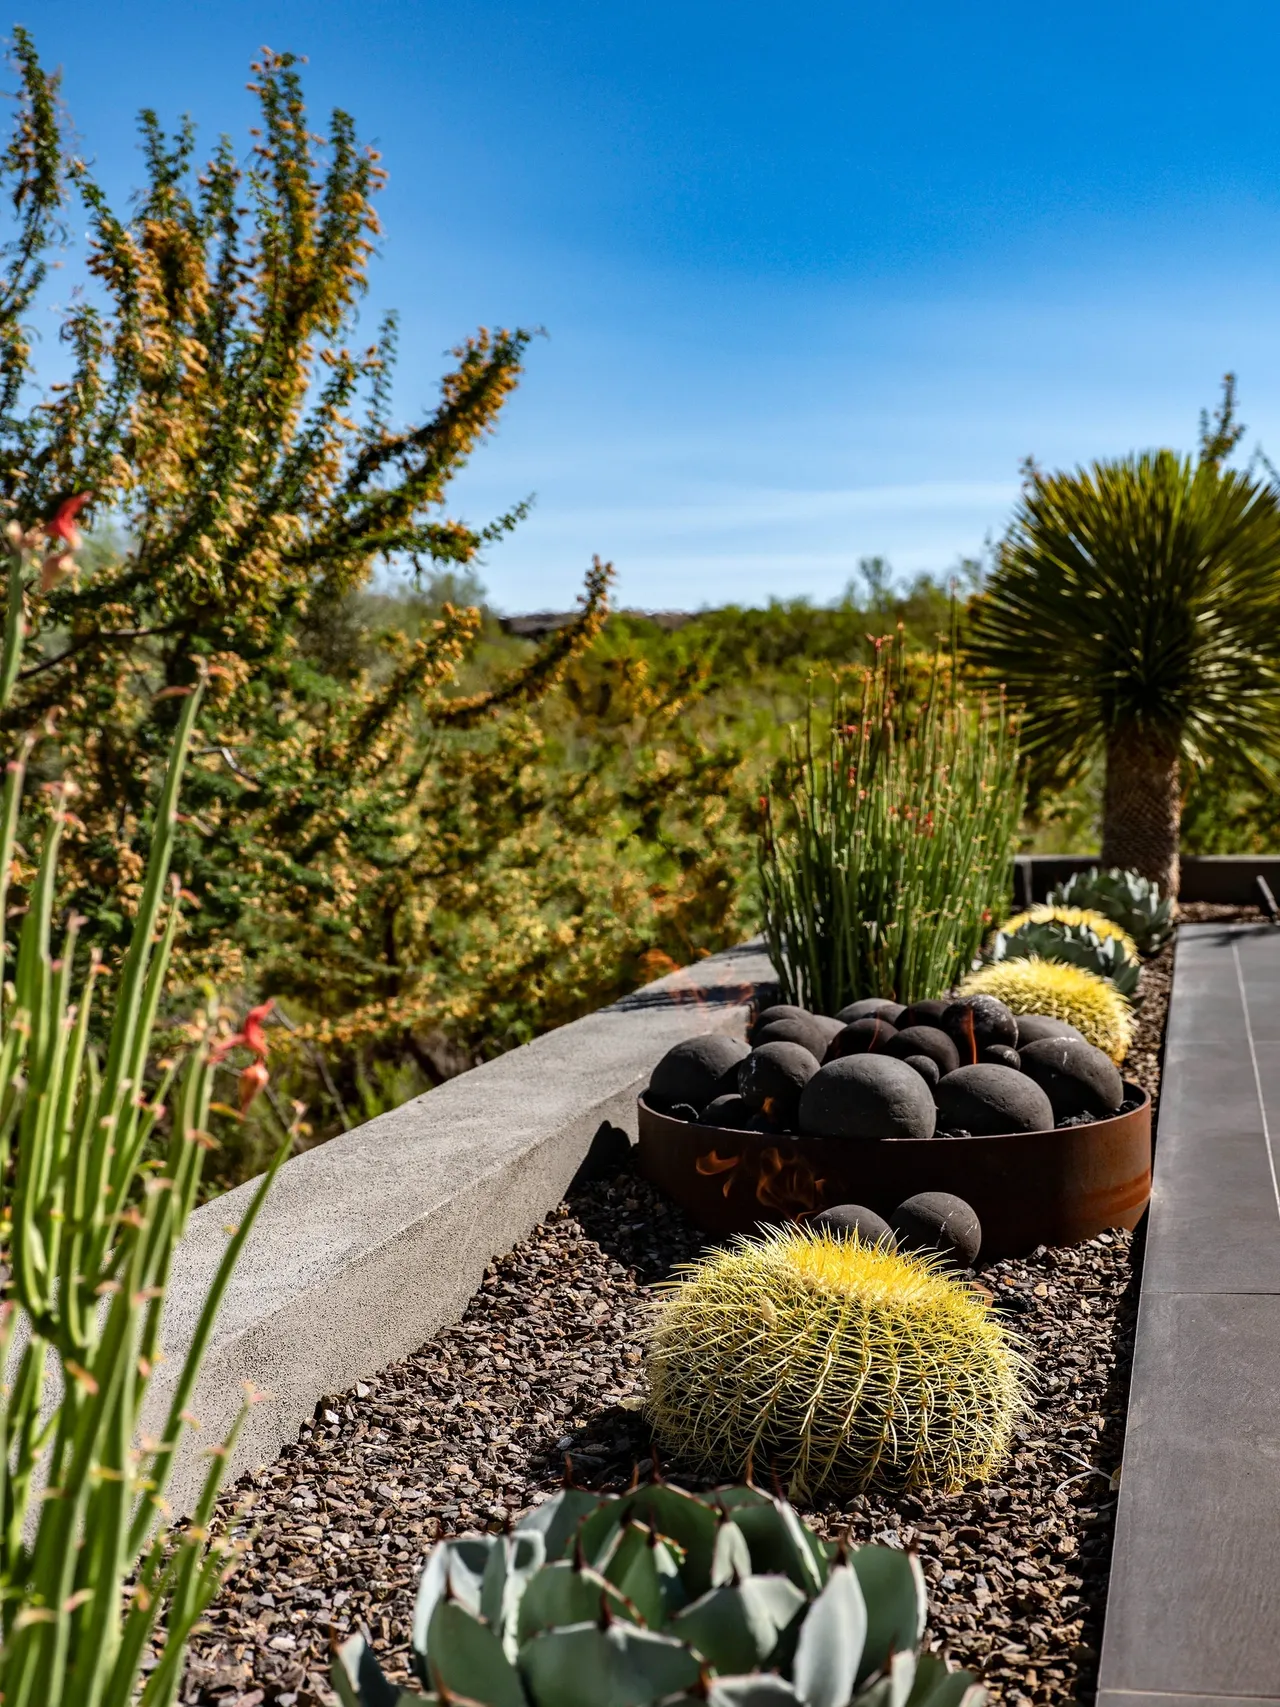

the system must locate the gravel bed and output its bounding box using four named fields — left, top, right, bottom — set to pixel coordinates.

left=184, top=944, right=1197, bottom=1707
